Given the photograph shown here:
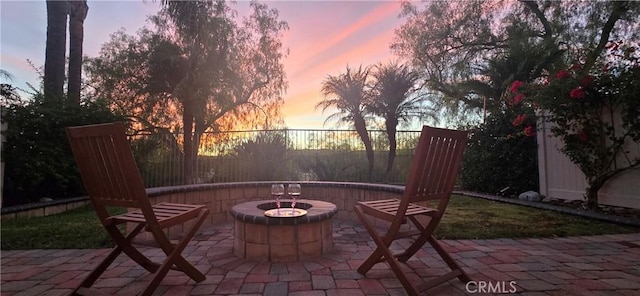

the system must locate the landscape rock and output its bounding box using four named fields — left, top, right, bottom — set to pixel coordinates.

left=518, top=191, right=541, bottom=202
